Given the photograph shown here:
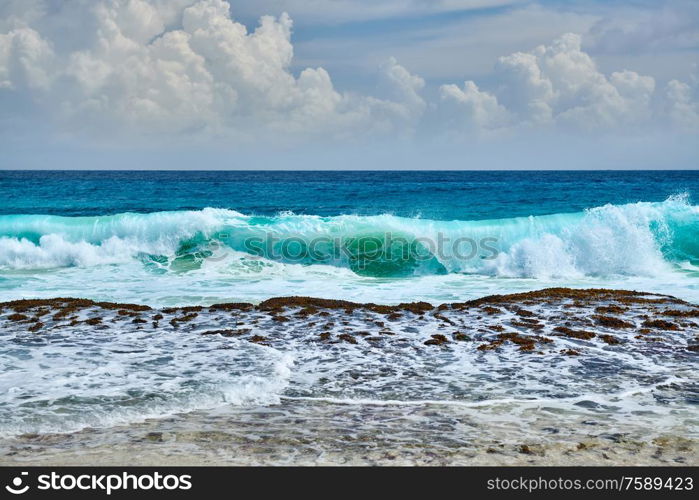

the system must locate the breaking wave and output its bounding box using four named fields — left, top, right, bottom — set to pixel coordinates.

left=0, top=195, right=697, bottom=279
